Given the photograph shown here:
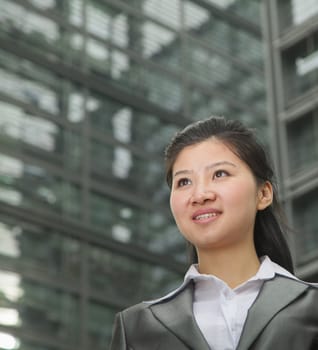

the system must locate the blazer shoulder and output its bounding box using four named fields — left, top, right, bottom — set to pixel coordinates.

left=120, top=281, right=193, bottom=324
left=121, top=300, right=150, bottom=318
left=289, top=276, right=318, bottom=289
left=276, top=274, right=318, bottom=287
left=274, top=275, right=318, bottom=303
